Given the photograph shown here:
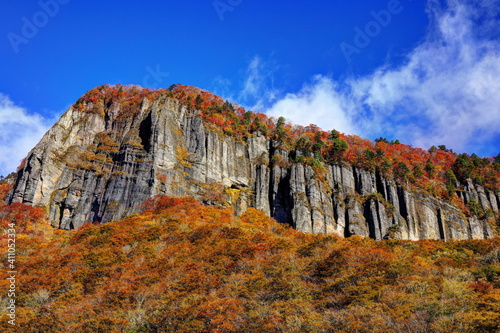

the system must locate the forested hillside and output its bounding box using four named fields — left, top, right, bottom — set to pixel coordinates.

left=1, top=194, right=499, bottom=332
